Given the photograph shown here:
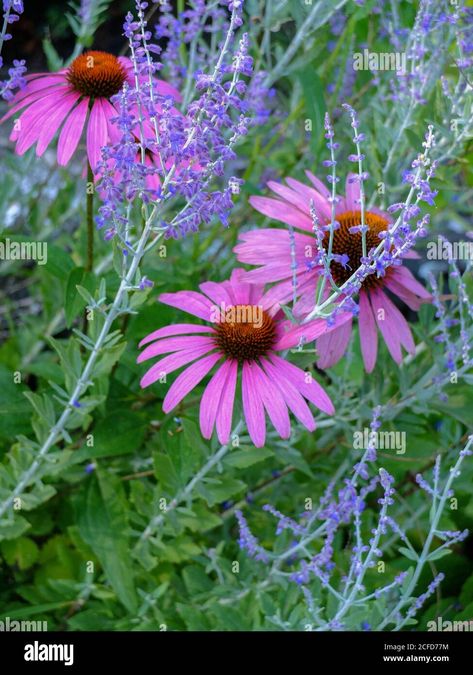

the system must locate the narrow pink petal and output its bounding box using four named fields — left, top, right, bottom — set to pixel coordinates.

left=269, top=355, right=334, bottom=415
left=316, top=316, right=353, bottom=369
left=384, top=276, right=423, bottom=311
left=139, top=323, right=214, bottom=348
left=285, top=177, right=332, bottom=215
left=14, top=92, right=72, bottom=154
left=36, top=92, right=81, bottom=156
left=274, top=312, right=351, bottom=350
left=369, top=288, right=404, bottom=363
left=359, top=290, right=378, bottom=373
left=57, top=98, right=90, bottom=165
left=199, top=360, right=233, bottom=440
left=86, top=98, right=108, bottom=171
left=345, top=173, right=361, bottom=211
left=390, top=267, right=431, bottom=299
left=162, top=352, right=222, bottom=413
left=0, top=83, right=69, bottom=124
left=374, top=290, right=416, bottom=354
left=228, top=269, right=251, bottom=304
left=158, top=290, right=215, bottom=321
left=140, top=345, right=215, bottom=388
left=249, top=196, right=314, bottom=231
left=216, top=360, right=238, bottom=444
left=235, top=229, right=314, bottom=266
left=11, top=75, right=68, bottom=104
left=261, top=358, right=315, bottom=431
left=402, top=250, right=421, bottom=259
left=156, top=78, right=183, bottom=102
left=267, top=181, right=313, bottom=214
left=137, top=335, right=215, bottom=363
left=242, top=362, right=266, bottom=448
left=199, top=281, right=234, bottom=308
left=251, top=362, right=290, bottom=439
left=304, top=170, right=331, bottom=198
